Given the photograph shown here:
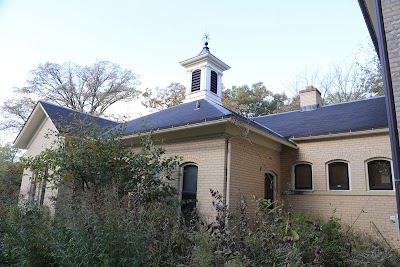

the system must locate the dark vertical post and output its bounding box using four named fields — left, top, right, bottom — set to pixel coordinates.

left=373, top=0, right=400, bottom=234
